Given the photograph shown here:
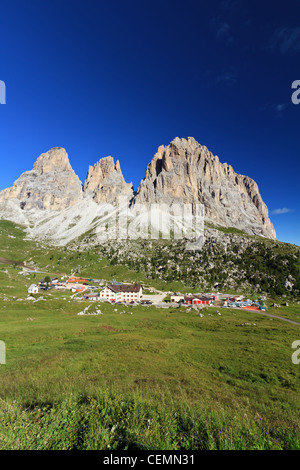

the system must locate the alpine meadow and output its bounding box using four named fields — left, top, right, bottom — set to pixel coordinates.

left=0, top=0, right=300, bottom=455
